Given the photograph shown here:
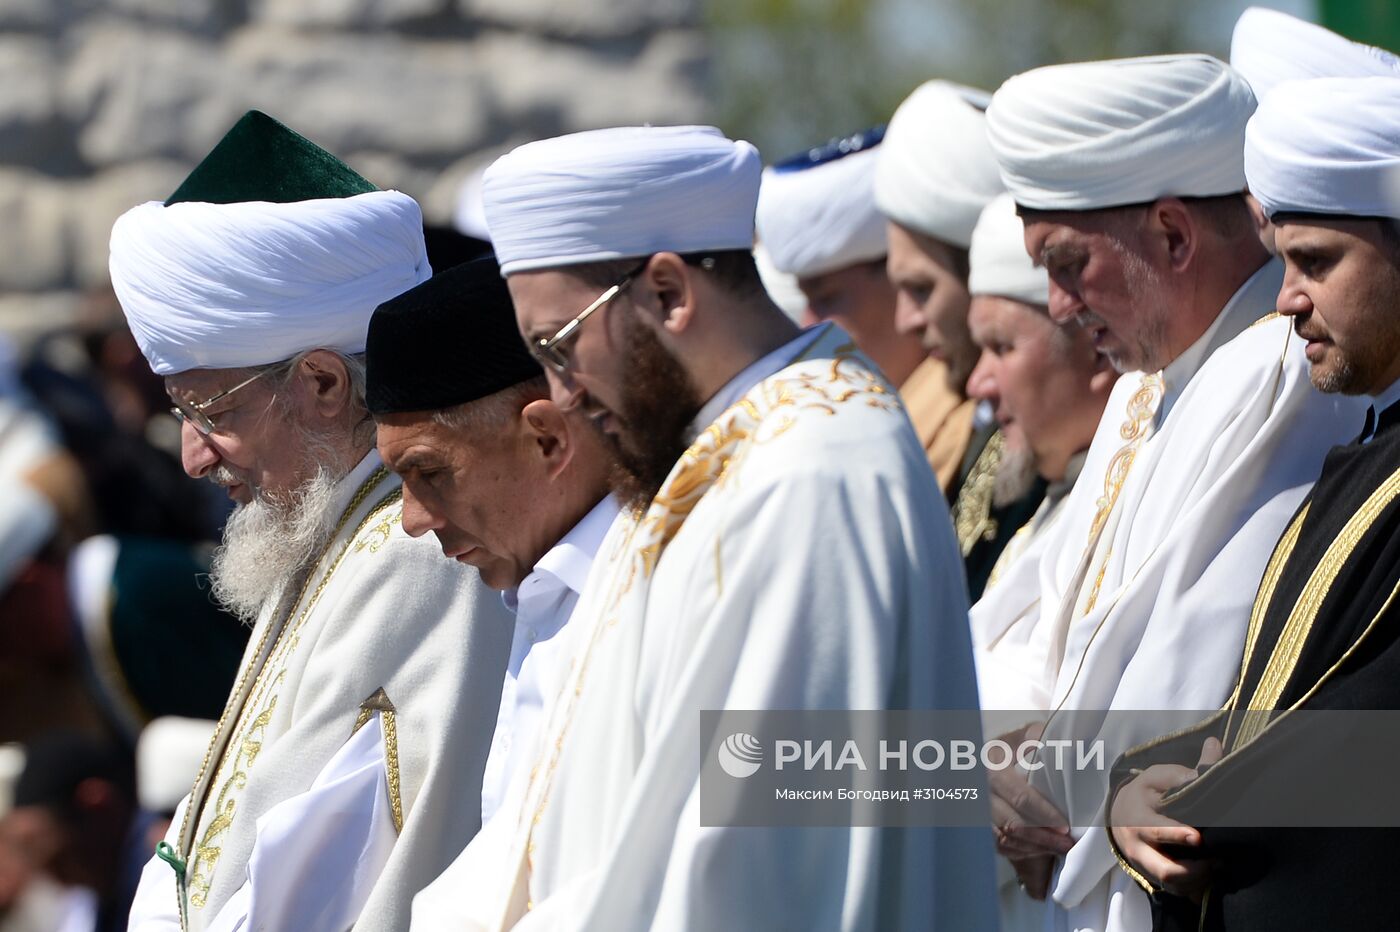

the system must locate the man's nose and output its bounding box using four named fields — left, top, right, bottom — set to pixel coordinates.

left=966, top=350, right=999, bottom=404
left=399, top=484, right=441, bottom=539
left=1046, top=279, right=1084, bottom=325
left=180, top=421, right=220, bottom=479
left=893, top=290, right=927, bottom=337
